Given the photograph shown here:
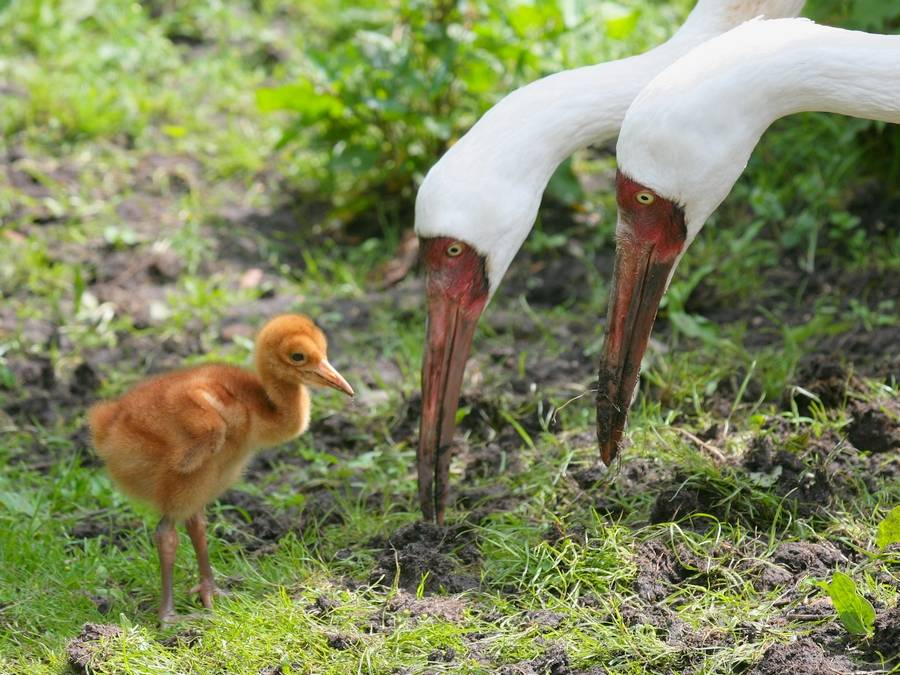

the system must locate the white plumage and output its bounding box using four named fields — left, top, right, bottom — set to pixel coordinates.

left=618, top=18, right=900, bottom=247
